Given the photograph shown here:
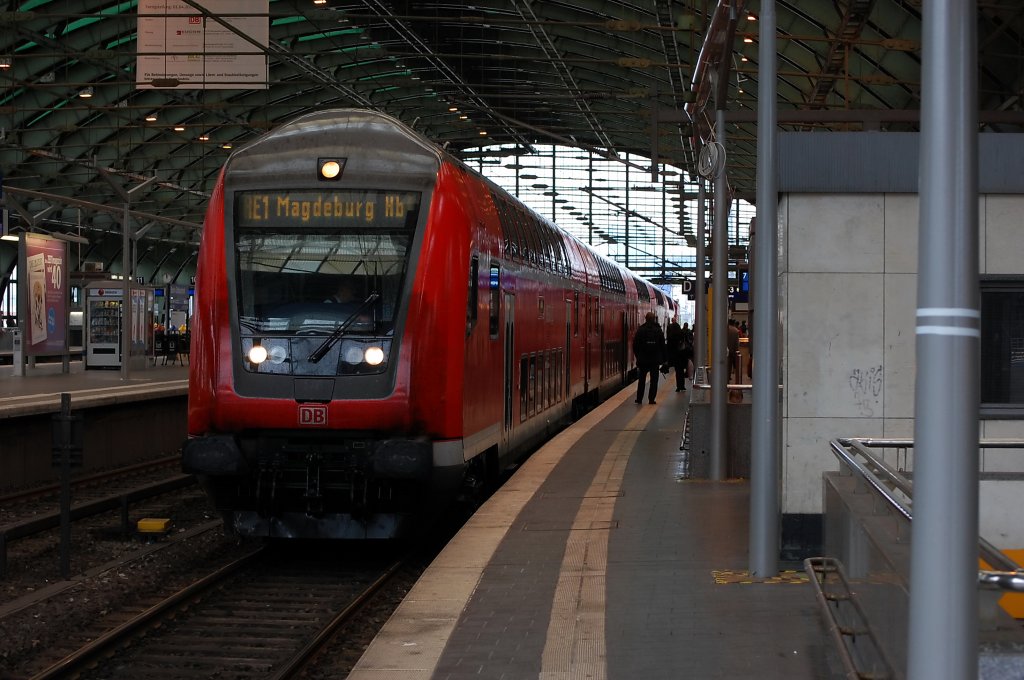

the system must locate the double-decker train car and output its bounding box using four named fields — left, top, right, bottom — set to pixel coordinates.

left=183, top=109, right=673, bottom=538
